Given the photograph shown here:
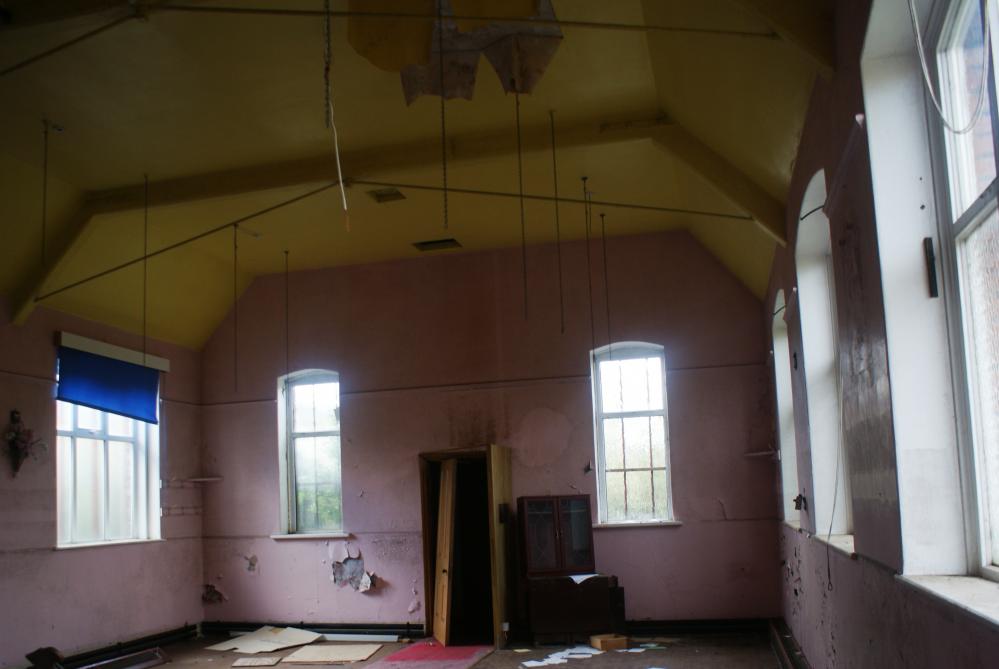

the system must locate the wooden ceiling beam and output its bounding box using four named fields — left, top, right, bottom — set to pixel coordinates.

left=85, top=114, right=673, bottom=214
left=651, top=125, right=787, bottom=245
left=732, top=0, right=835, bottom=76
left=10, top=112, right=674, bottom=325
